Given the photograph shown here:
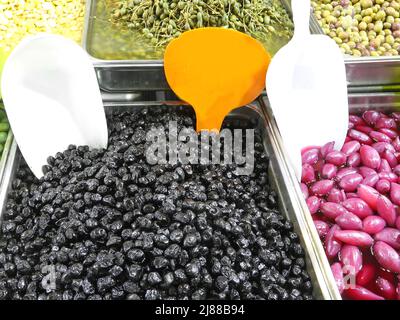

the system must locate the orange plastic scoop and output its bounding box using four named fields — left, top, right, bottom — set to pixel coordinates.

left=164, top=28, right=271, bottom=132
